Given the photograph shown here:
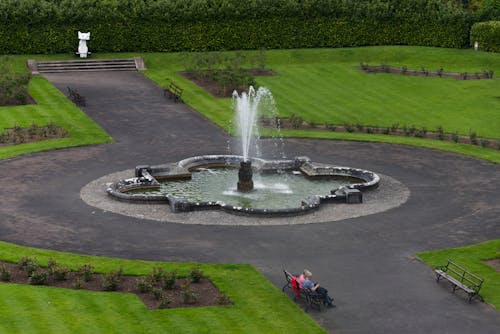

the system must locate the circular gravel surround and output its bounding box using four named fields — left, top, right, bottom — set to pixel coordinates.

left=81, top=168, right=409, bottom=226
